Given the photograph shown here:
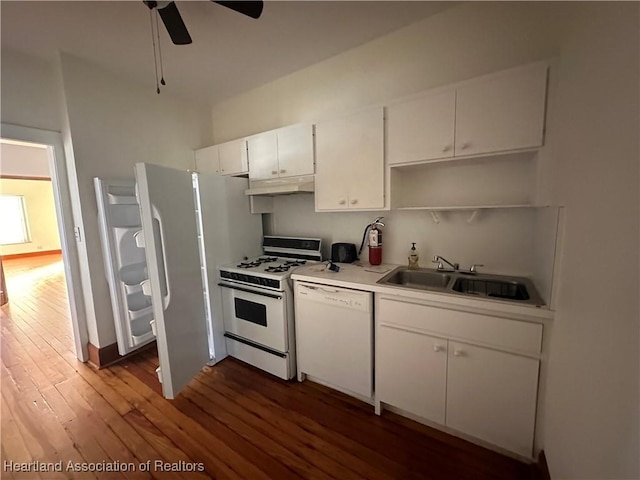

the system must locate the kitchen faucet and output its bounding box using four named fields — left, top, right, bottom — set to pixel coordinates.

left=432, top=255, right=459, bottom=272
